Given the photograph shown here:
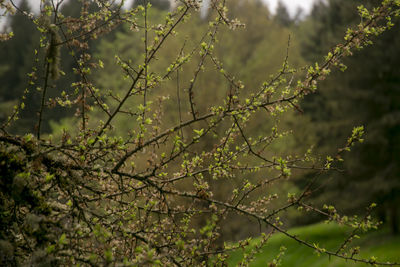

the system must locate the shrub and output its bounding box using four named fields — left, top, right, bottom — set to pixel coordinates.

left=1, top=0, right=399, bottom=265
